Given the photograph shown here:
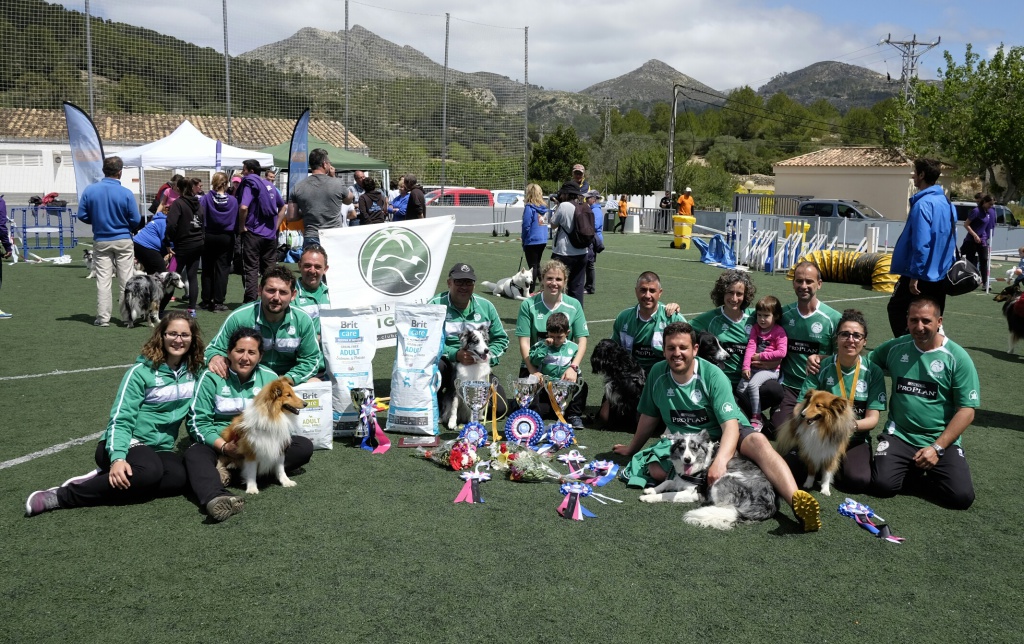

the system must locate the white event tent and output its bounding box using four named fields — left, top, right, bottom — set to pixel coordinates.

left=114, top=120, right=273, bottom=169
